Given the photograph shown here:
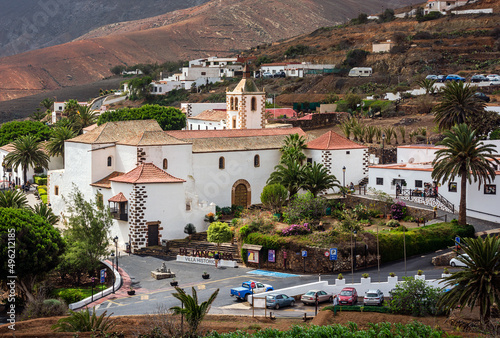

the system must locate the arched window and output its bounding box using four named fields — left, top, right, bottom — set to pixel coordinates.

left=107, top=156, right=112, bottom=167
left=163, top=158, right=168, bottom=169
left=251, top=97, right=257, bottom=111
left=234, top=97, right=238, bottom=109
left=219, top=157, right=225, bottom=169
left=254, top=155, right=260, bottom=167
left=54, top=186, right=59, bottom=196
left=230, top=97, right=234, bottom=110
